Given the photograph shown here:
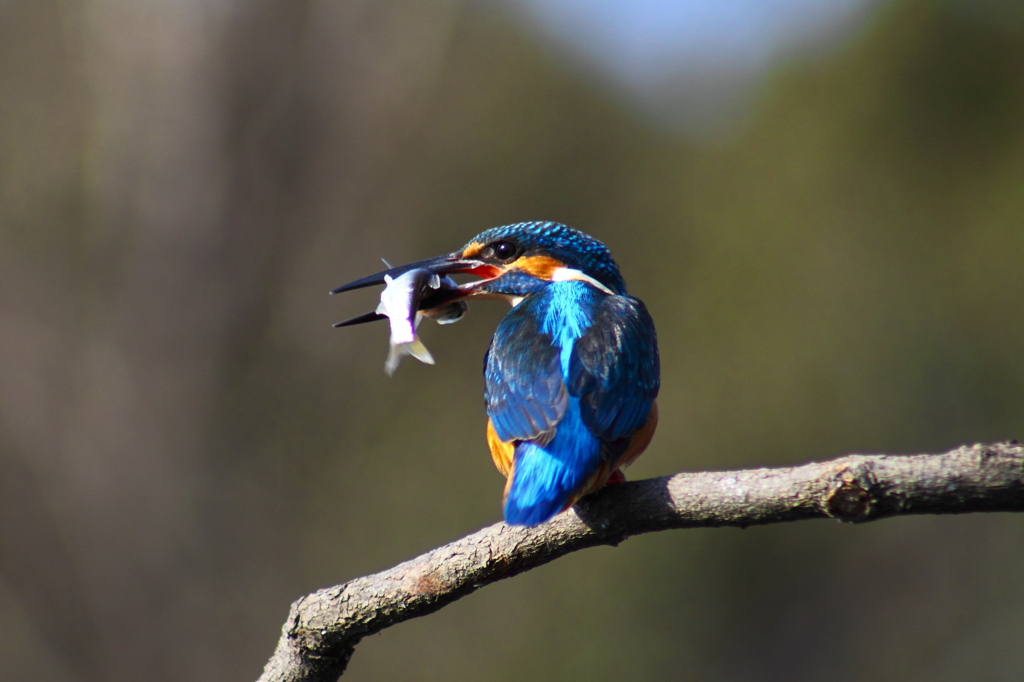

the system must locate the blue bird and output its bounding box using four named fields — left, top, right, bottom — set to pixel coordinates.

left=332, top=222, right=660, bottom=526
